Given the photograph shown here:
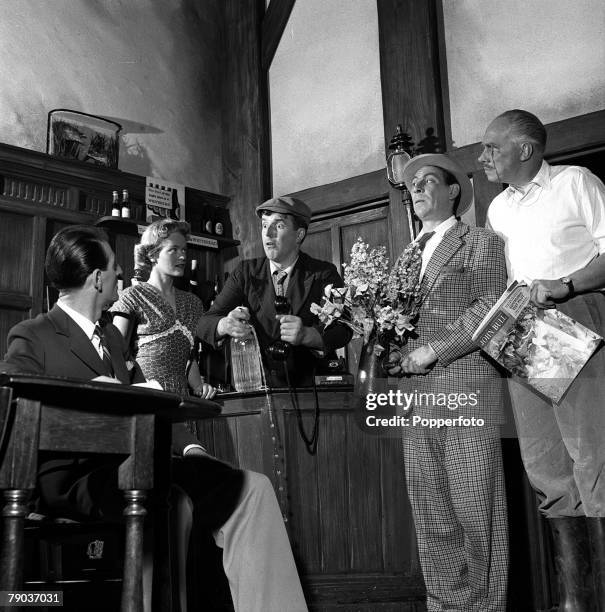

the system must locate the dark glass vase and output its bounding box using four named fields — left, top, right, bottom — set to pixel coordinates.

left=354, top=335, right=386, bottom=398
